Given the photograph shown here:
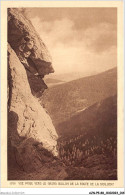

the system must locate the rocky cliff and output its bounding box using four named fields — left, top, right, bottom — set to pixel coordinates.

left=8, top=8, right=67, bottom=179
